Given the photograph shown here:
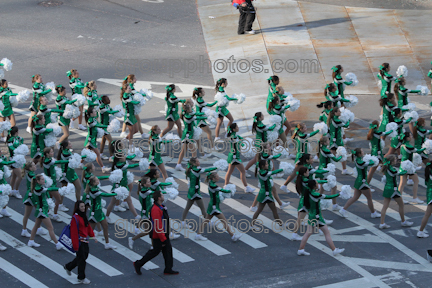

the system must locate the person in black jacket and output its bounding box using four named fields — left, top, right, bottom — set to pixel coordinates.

left=237, top=0, right=256, bottom=35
